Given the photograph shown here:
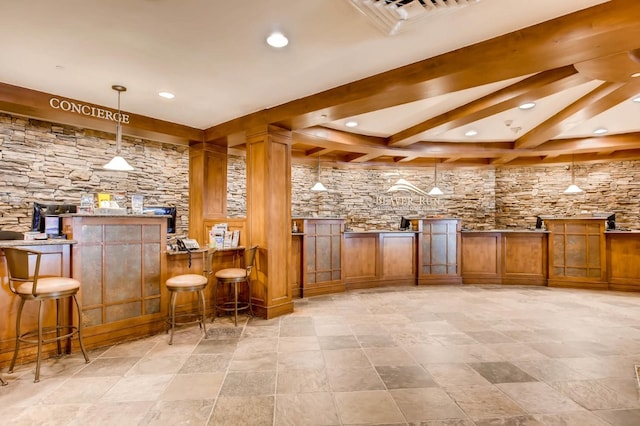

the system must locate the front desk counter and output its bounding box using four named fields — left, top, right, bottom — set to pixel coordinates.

left=460, top=230, right=548, bottom=285
left=0, top=239, right=75, bottom=367
left=291, top=217, right=462, bottom=297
